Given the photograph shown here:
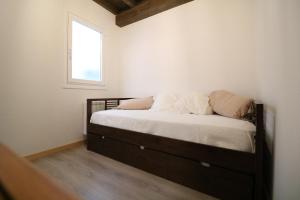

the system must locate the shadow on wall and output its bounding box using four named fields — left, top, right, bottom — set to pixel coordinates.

left=264, top=105, right=276, bottom=200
